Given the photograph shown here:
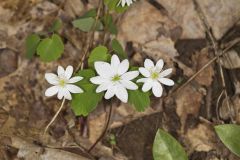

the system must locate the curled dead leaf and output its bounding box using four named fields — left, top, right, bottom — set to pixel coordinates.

left=220, top=50, right=240, bottom=69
